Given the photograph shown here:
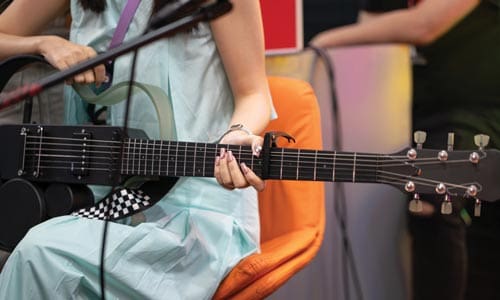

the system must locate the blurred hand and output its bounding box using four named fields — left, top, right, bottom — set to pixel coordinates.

left=37, top=35, right=106, bottom=86
left=214, top=132, right=265, bottom=192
